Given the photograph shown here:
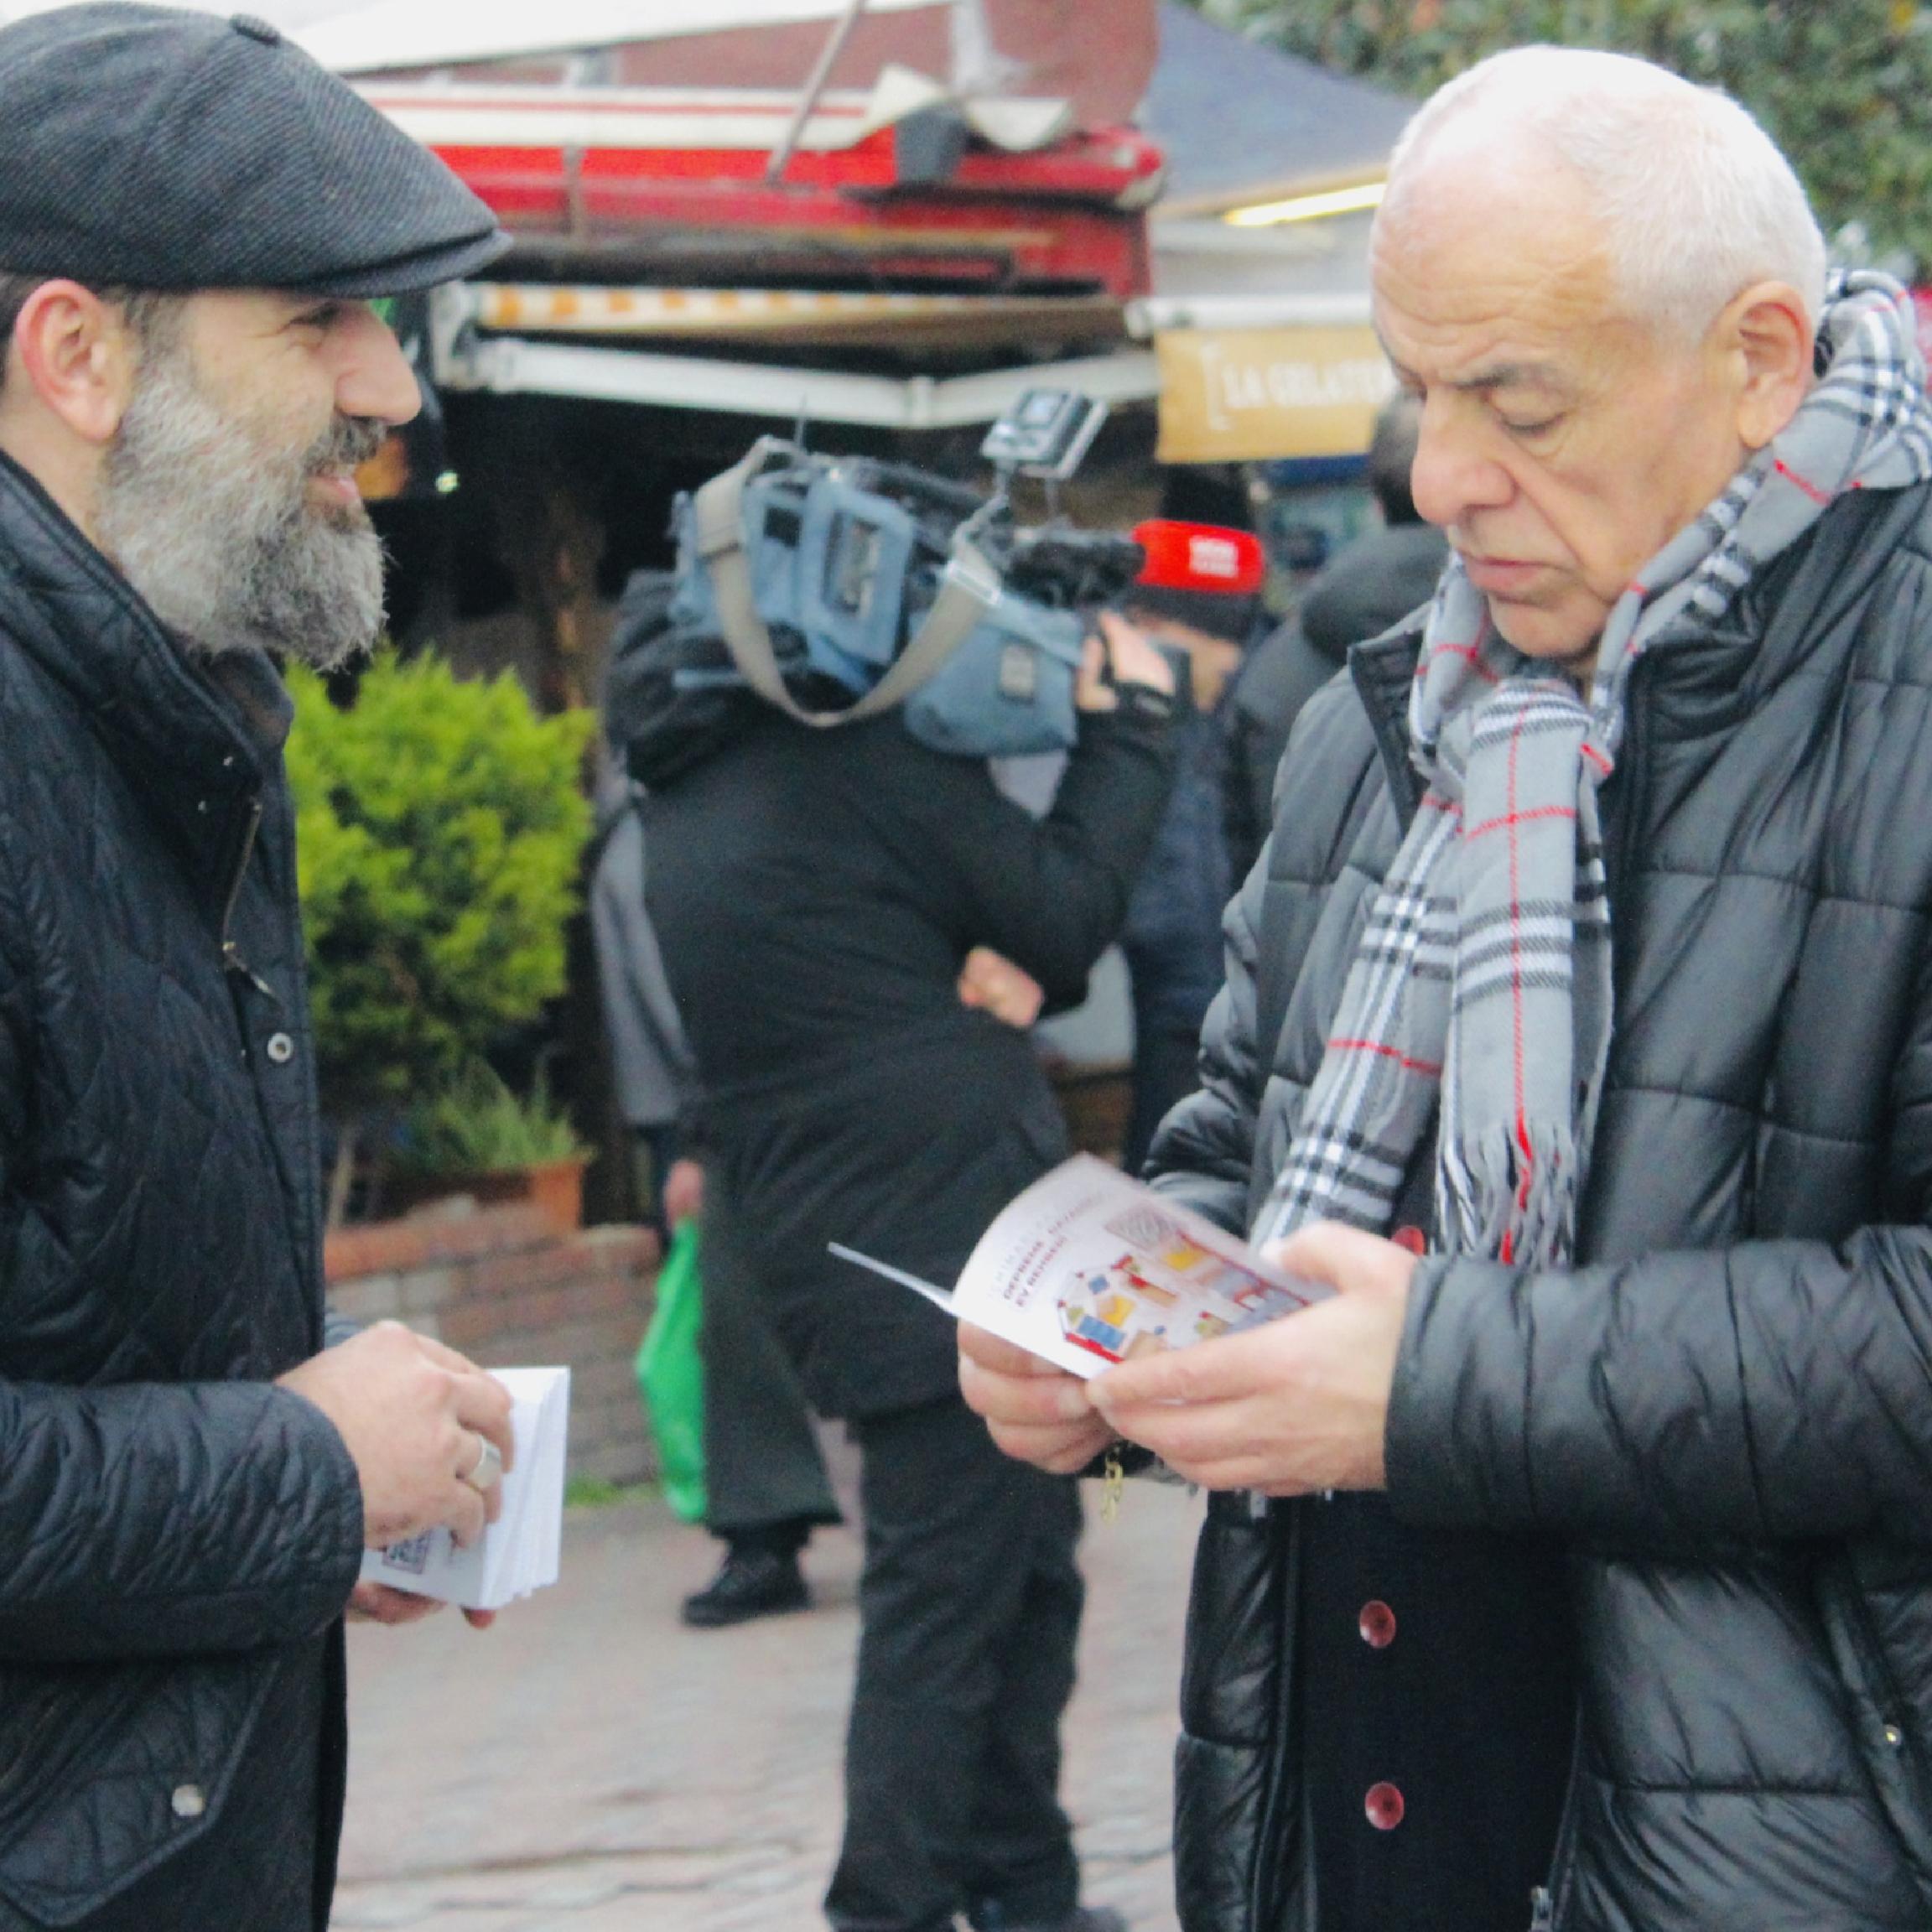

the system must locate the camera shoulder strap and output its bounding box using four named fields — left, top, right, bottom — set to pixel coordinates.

left=693, top=439, right=999, bottom=728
